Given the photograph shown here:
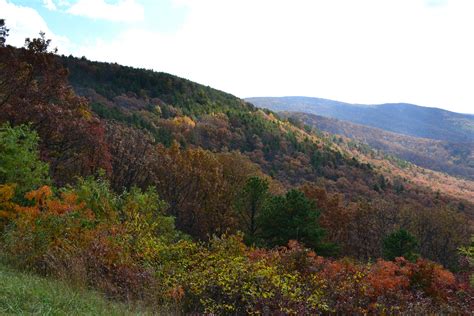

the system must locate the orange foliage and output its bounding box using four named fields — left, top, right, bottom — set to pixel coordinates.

left=0, top=184, right=16, bottom=221
left=14, top=186, right=90, bottom=218
left=367, top=259, right=410, bottom=296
